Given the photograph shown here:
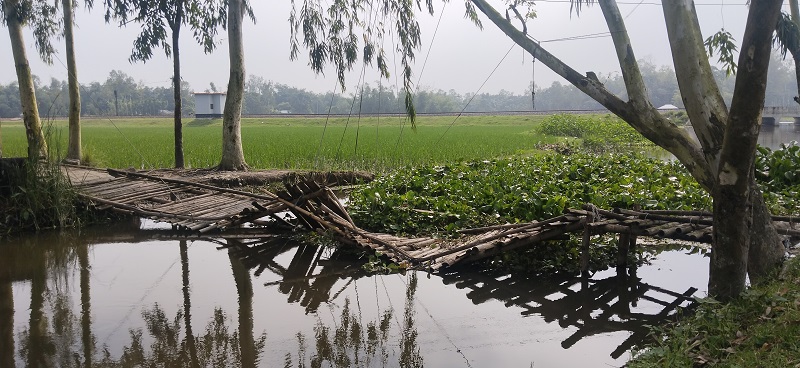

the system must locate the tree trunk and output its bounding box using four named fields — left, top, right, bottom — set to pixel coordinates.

left=469, top=0, right=786, bottom=300
left=748, top=181, right=785, bottom=284
left=62, top=0, right=81, bottom=162
left=172, top=8, right=185, bottom=169
left=27, top=268, right=47, bottom=367
left=228, top=245, right=255, bottom=368
left=5, top=1, right=48, bottom=159
left=218, top=0, right=247, bottom=170
left=180, top=241, right=199, bottom=368
left=79, top=244, right=93, bottom=367
left=710, top=0, right=783, bottom=301
left=0, top=280, right=13, bottom=368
